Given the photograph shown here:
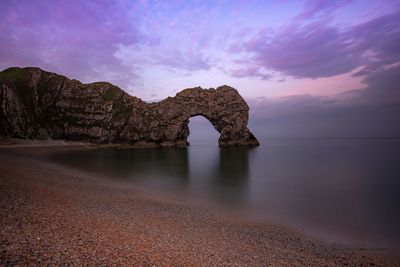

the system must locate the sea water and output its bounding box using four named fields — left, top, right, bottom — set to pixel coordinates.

left=48, top=138, right=400, bottom=249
